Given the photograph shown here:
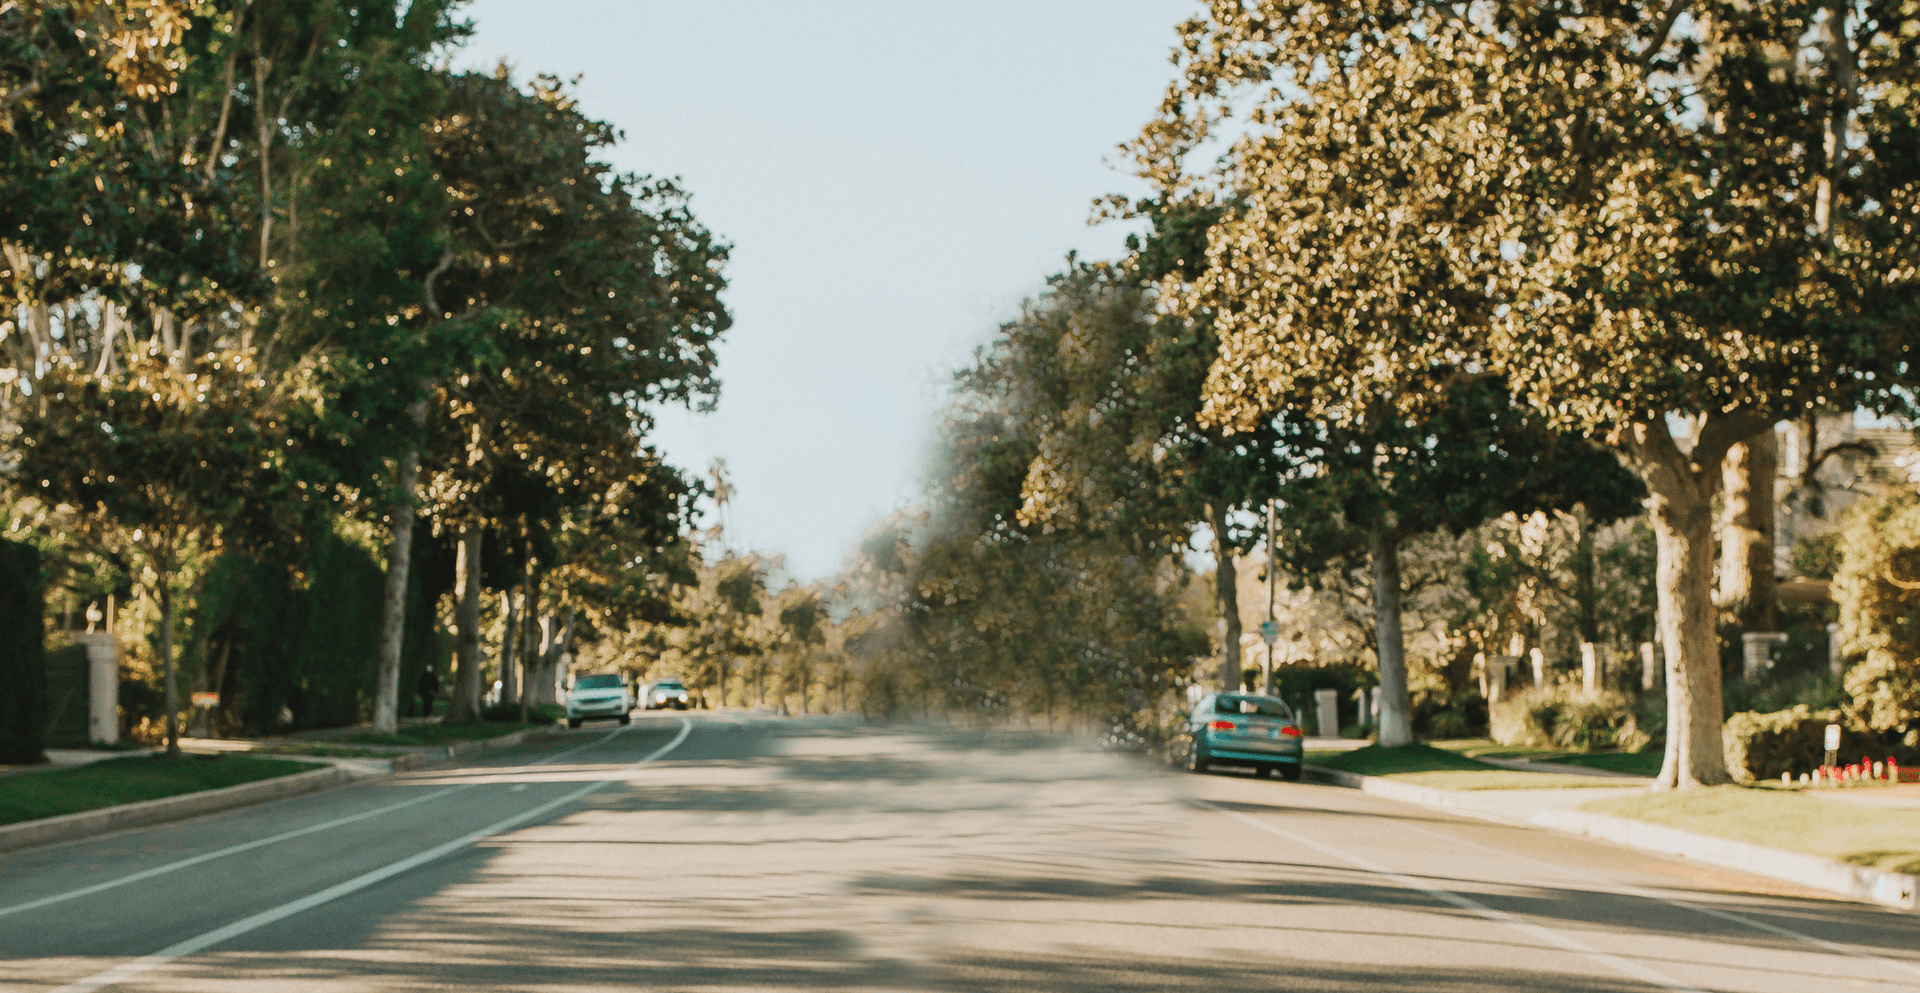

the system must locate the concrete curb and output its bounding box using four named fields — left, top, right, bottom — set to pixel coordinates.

left=0, top=726, right=565, bottom=855
left=1302, top=763, right=1919, bottom=913
left=1531, top=807, right=1919, bottom=913
left=0, top=765, right=355, bottom=855
left=1301, top=765, right=1521, bottom=824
